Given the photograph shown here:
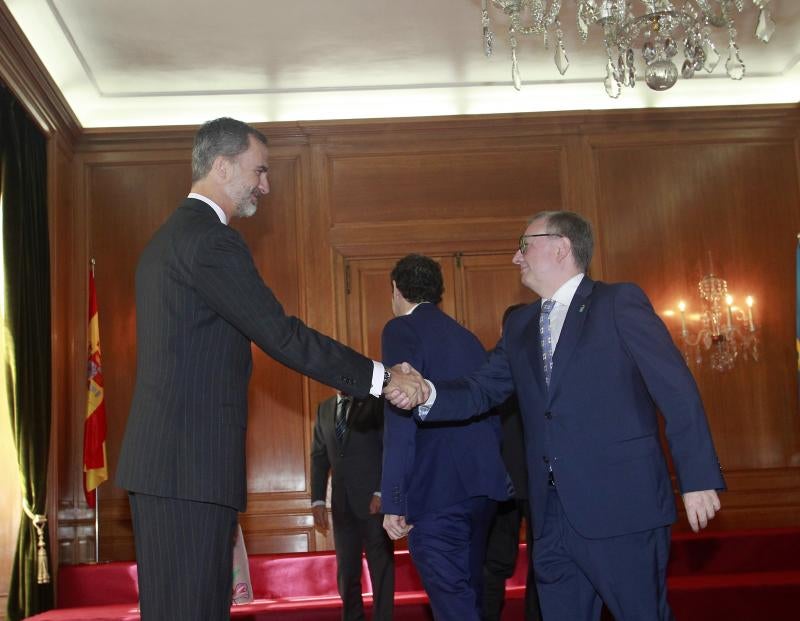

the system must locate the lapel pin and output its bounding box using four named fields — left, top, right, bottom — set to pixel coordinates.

left=578, top=304, right=586, bottom=313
